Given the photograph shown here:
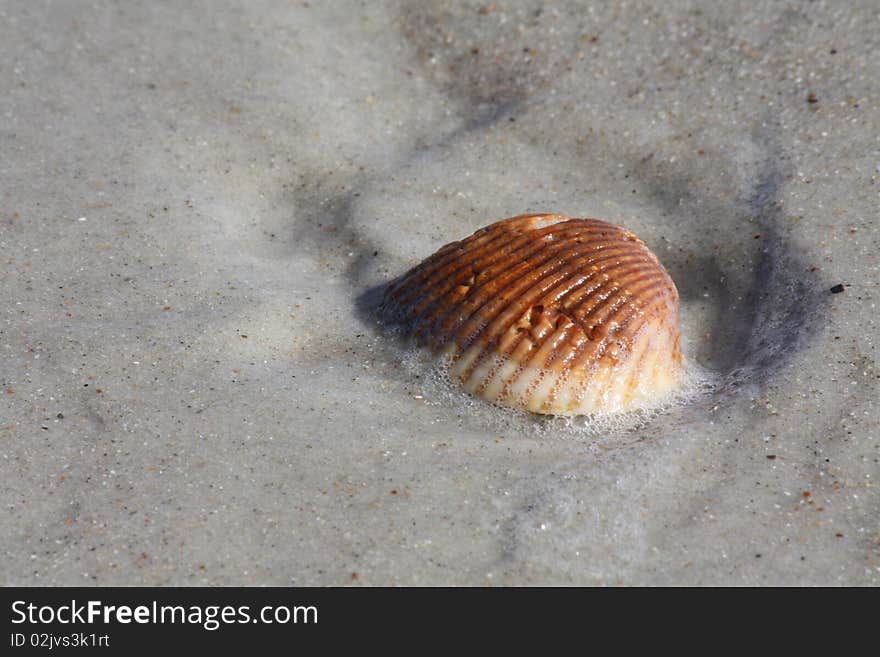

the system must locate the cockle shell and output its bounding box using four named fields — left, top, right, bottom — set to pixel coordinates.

left=382, top=213, right=683, bottom=415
